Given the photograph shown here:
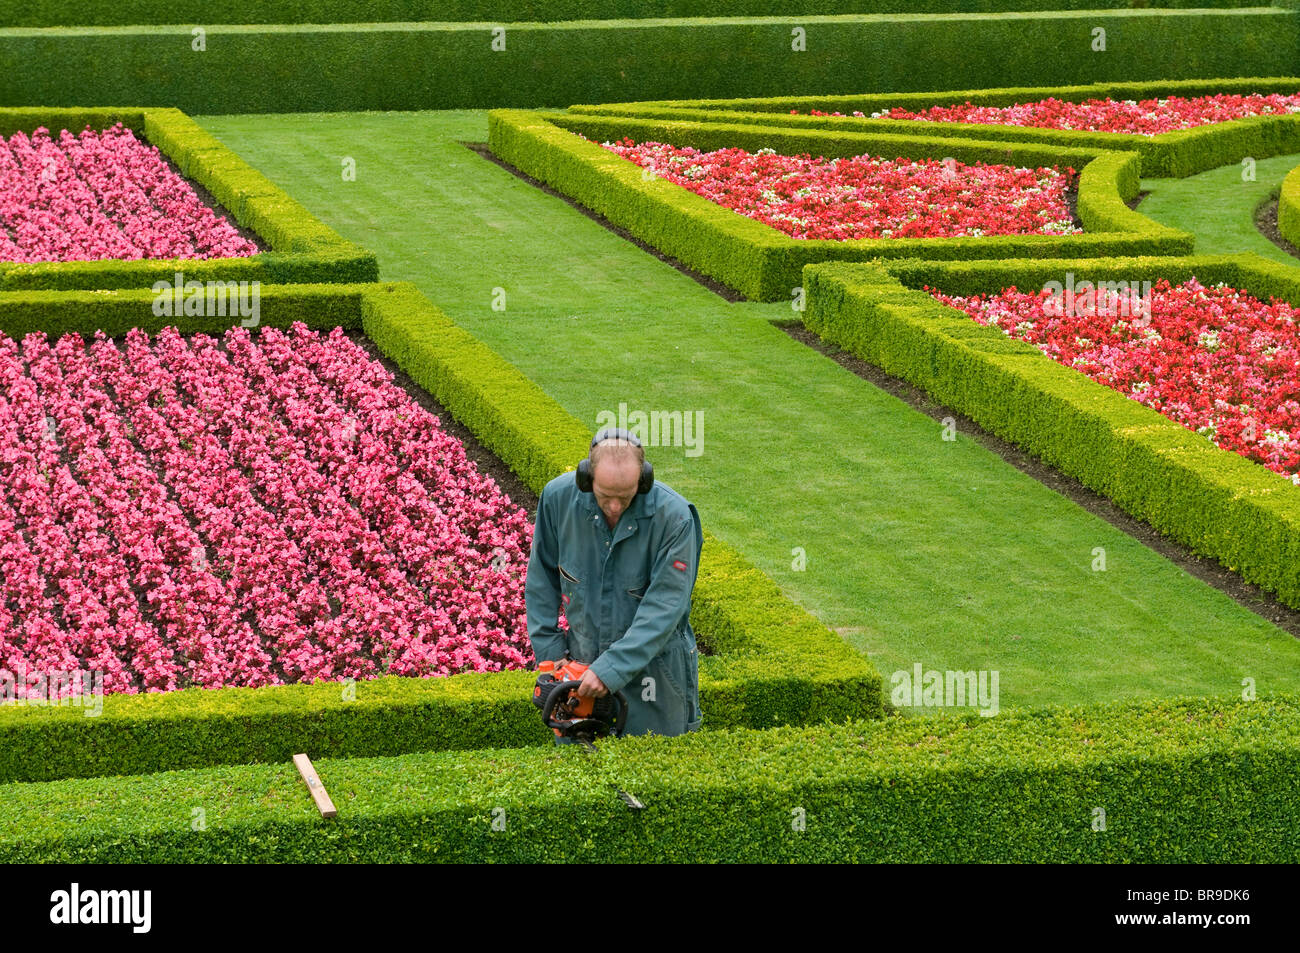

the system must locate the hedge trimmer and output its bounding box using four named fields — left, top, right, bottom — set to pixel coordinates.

left=532, top=657, right=643, bottom=809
